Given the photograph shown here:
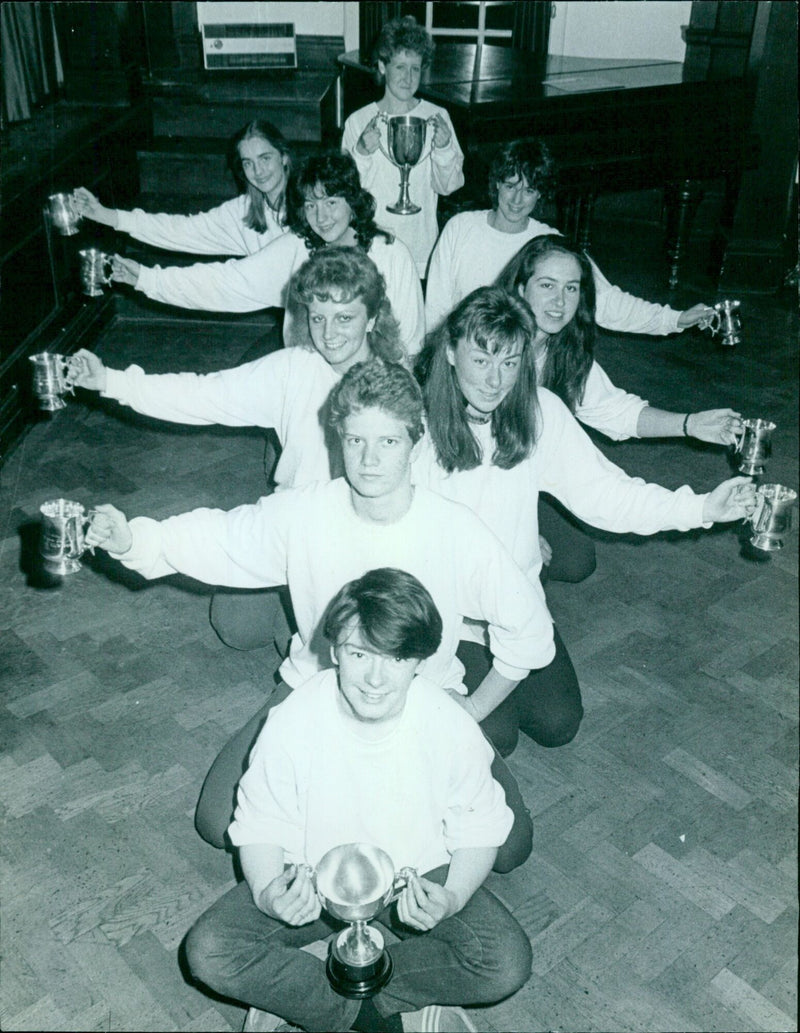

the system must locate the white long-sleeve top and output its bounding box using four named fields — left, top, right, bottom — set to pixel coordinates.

left=111, top=480, right=555, bottom=690
left=229, top=669, right=512, bottom=875
left=116, top=195, right=286, bottom=257
left=135, top=233, right=425, bottom=357
left=538, top=356, right=648, bottom=442
left=342, top=100, right=465, bottom=278
left=424, top=209, right=683, bottom=335
left=101, top=348, right=341, bottom=491
left=412, top=388, right=710, bottom=645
